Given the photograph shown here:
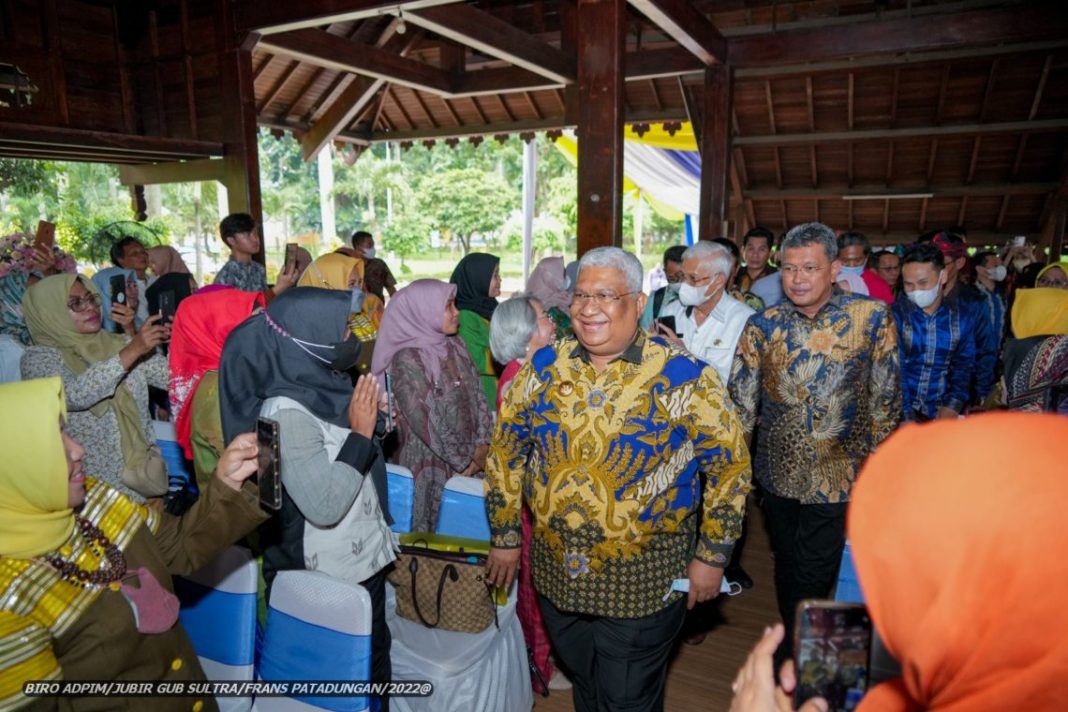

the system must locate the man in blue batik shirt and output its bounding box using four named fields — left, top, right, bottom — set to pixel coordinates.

left=893, top=242, right=979, bottom=422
